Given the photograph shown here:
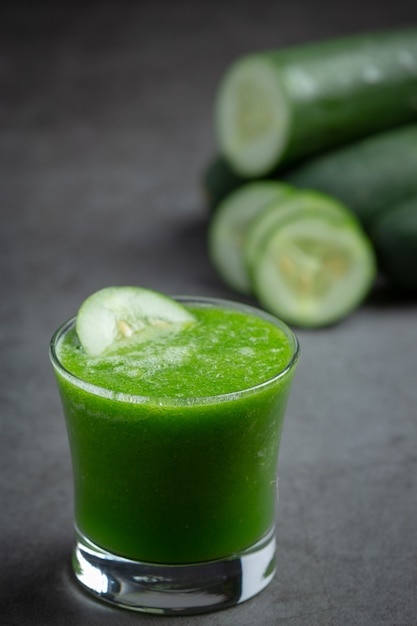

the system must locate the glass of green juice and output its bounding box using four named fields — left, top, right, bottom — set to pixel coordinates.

left=50, top=294, right=299, bottom=614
